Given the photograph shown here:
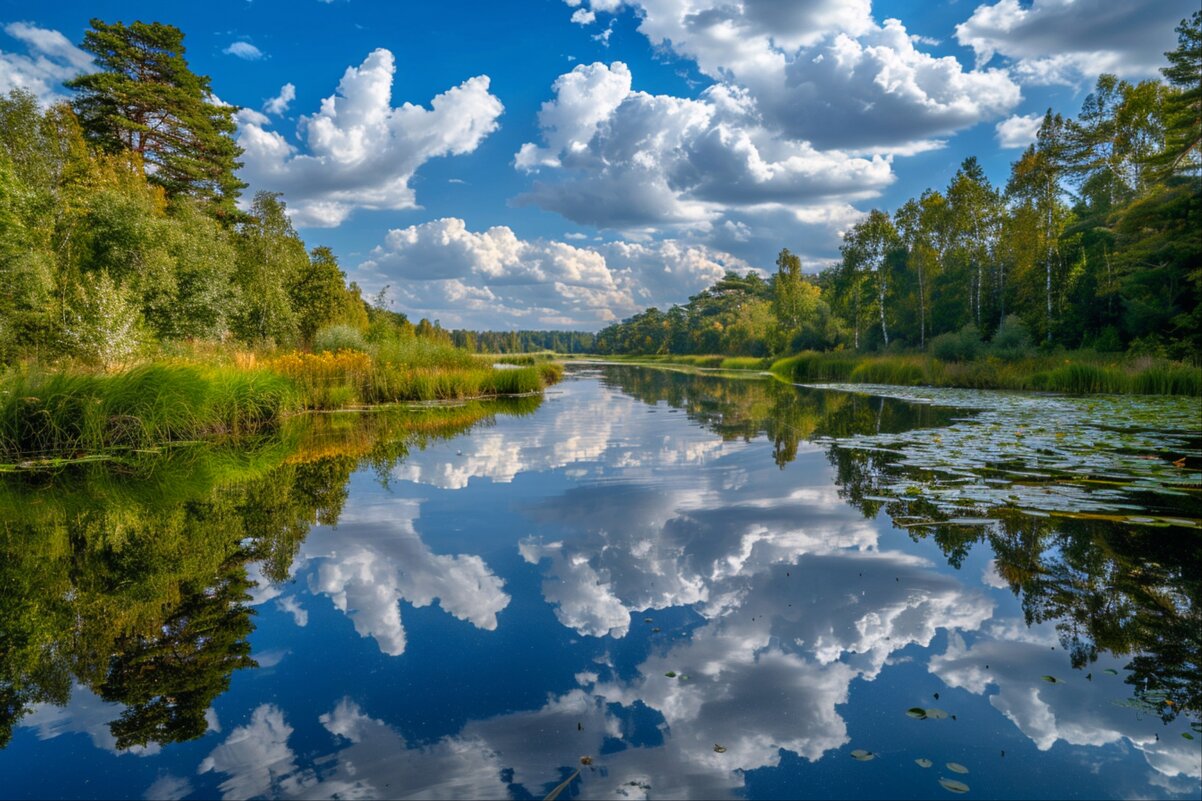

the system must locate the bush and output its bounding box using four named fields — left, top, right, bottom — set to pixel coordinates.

left=1092, top=326, right=1123, bottom=353
left=313, top=324, right=368, bottom=354
left=930, top=324, right=981, bottom=362
left=990, top=315, right=1032, bottom=361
